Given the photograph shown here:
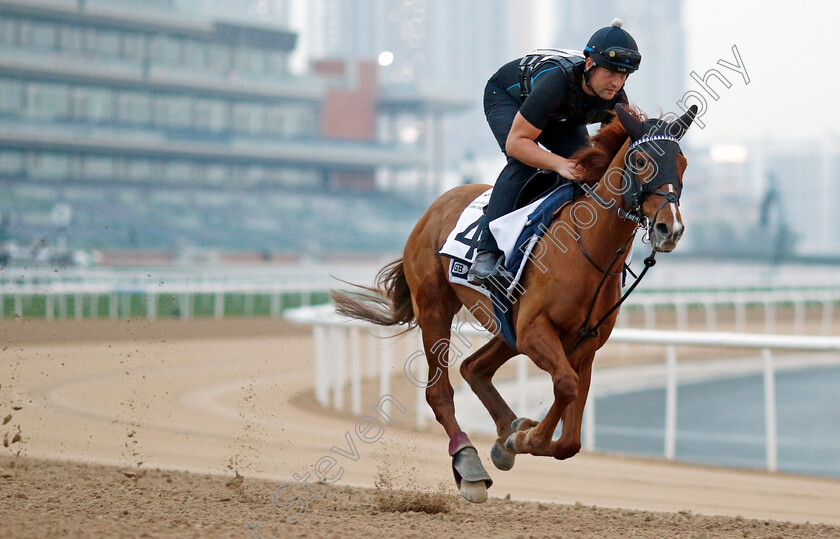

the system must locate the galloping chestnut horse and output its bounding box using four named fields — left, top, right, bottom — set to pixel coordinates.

left=333, top=104, right=698, bottom=503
